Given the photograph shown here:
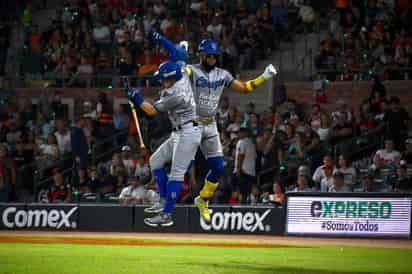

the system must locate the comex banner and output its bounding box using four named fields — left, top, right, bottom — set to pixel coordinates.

left=0, top=204, right=78, bottom=230
left=286, top=195, right=412, bottom=238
